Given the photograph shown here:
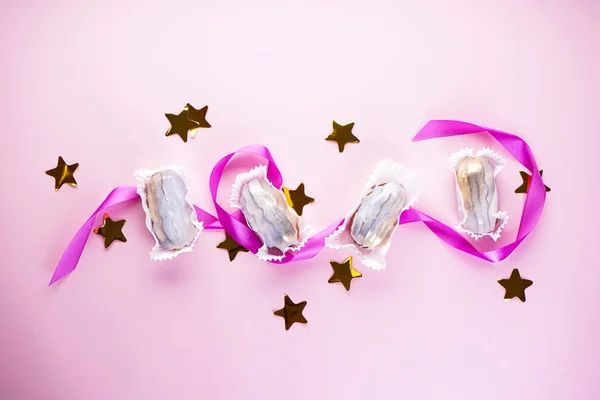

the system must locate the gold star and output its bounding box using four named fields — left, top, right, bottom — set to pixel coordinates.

left=498, top=268, right=533, bottom=302
left=94, top=213, right=127, bottom=248
left=273, top=295, right=308, bottom=331
left=515, top=170, right=551, bottom=193
left=325, top=120, right=360, bottom=153
left=328, top=256, right=362, bottom=291
left=165, top=108, right=200, bottom=142
left=45, top=156, right=79, bottom=190
left=186, top=104, right=211, bottom=127
left=282, top=183, right=315, bottom=216
left=216, top=233, right=249, bottom=261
